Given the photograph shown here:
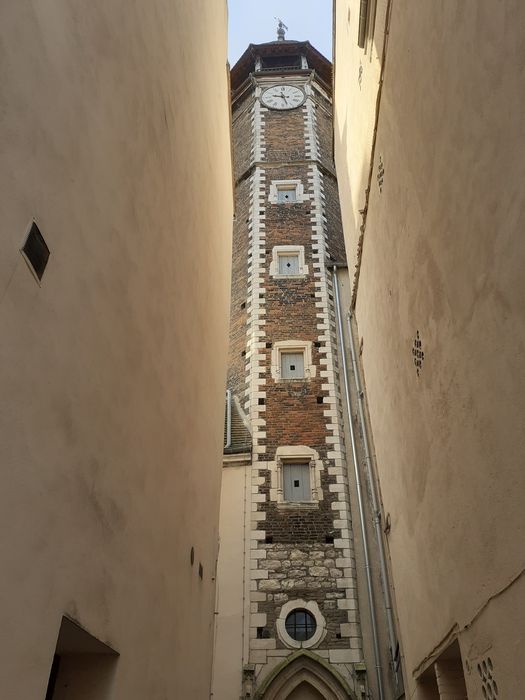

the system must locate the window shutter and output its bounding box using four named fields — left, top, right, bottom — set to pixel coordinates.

left=277, top=188, right=296, bottom=203
left=281, top=352, right=305, bottom=379
left=278, top=255, right=300, bottom=275
left=283, top=464, right=311, bottom=502
left=283, top=464, right=294, bottom=501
